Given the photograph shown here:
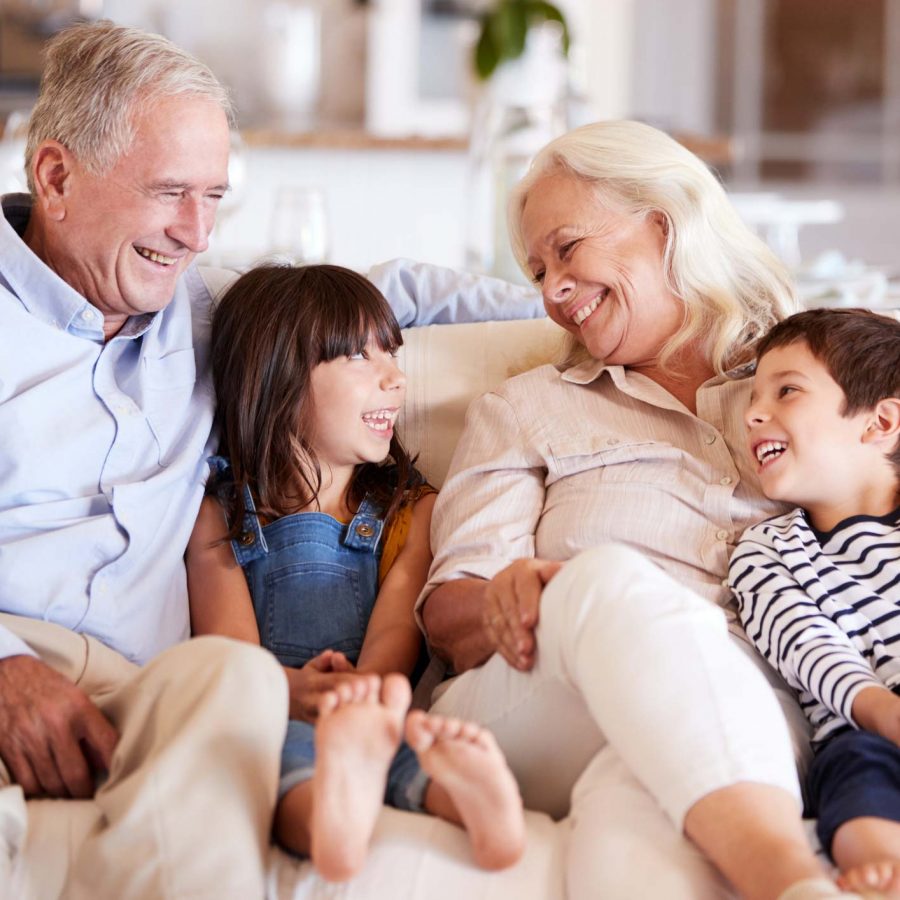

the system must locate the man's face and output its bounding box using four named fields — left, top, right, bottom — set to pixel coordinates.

left=43, top=95, right=230, bottom=332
